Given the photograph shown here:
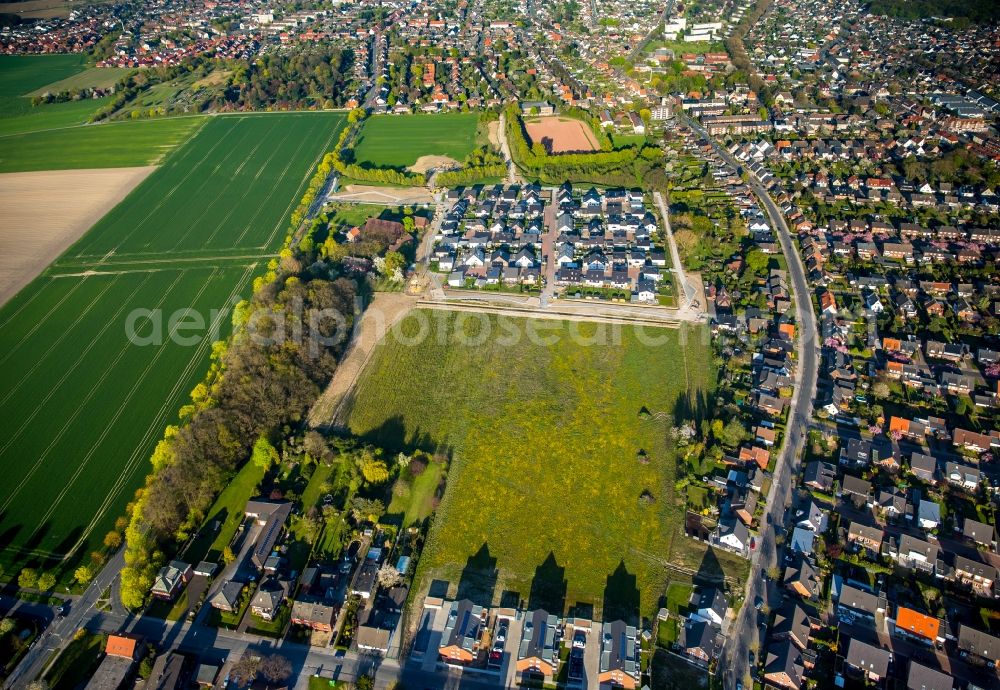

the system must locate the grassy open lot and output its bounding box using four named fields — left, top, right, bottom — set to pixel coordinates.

left=0, top=117, right=203, bottom=172
left=0, top=54, right=87, bottom=103
left=352, top=112, right=479, bottom=169
left=28, top=66, right=132, bottom=96
left=343, top=311, right=742, bottom=618
left=0, top=112, right=347, bottom=576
